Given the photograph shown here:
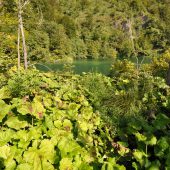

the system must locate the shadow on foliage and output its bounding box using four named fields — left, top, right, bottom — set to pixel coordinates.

left=0, top=157, right=5, bottom=169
